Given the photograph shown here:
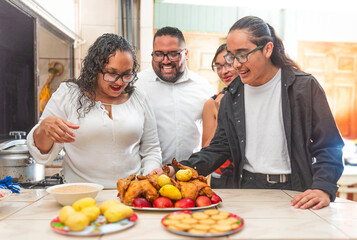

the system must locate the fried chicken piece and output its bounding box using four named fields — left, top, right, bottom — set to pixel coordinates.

left=193, top=175, right=208, bottom=183
left=116, top=174, right=136, bottom=202
left=162, top=165, right=171, bottom=175
left=136, top=165, right=171, bottom=190
left=171, top=158, right=198, bottom=177
left=190, top=179, right=213, bottom=198
left=169, top=159, right=213, bottom=200
left=122, top=179, right=159, bottom=206
left=170, top=178, right=207, bottom=201
left=137, top=173, right=160, bottom=190
left=177, top=181, right=199, bottom=200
